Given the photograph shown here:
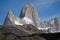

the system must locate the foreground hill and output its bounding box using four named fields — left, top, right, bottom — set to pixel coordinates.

left=0, top=24, right=42, bottom=36
left=0, top=25, right=60, bottom=40
left=0, top=32, right=60, bottom=40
